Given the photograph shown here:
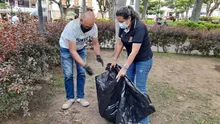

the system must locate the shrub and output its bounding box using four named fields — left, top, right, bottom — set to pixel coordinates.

left=145, top=19, right=156, bottom=25
left=149, top=26, right=189, bottom=53
left=96, top=18, right=110, bottom=22
left=0, top=60, right=32, bottom=119
left=176, top=21, right=206, bottom=29
left=169, top=16, right=176, bottom=22
left=175, top=21, right=220, bottom=30
left=200, top=16, right=213, bottom=22
left=204, top=23, right=220, bottom=30
left=0, top=21, right=61, bottom=119
left=148, top=25, right=220, bottom=57
left=96, top=20, right=115, bottom=48
left=45, top=22, right=67, bottom=50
